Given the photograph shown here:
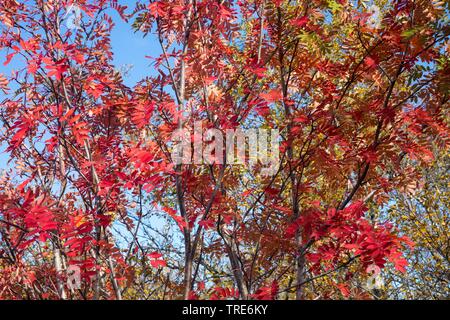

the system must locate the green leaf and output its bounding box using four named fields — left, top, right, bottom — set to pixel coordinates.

left=401, top=28, right=417, bottom=39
